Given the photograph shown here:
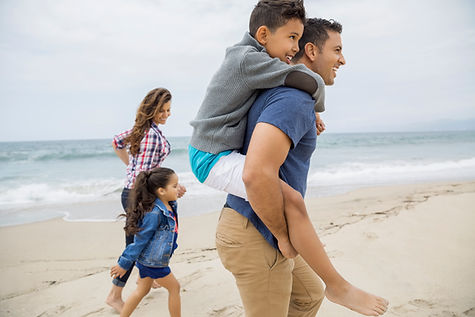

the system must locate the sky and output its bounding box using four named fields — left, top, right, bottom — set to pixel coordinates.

left=1, top=0, right=474, bottom=142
